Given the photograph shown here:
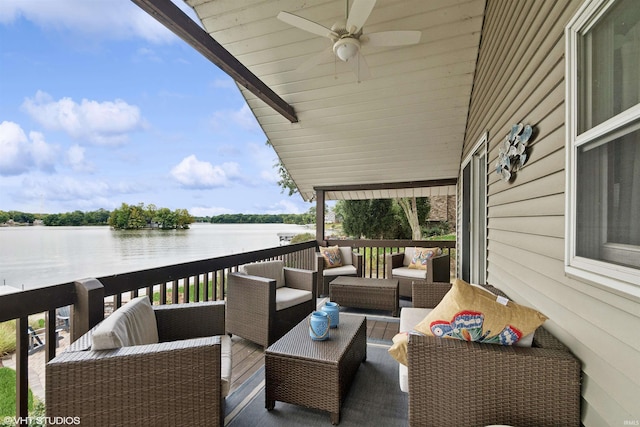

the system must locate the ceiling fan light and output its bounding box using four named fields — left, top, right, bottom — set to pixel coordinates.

left=333, top=38, right=359, bottom=61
